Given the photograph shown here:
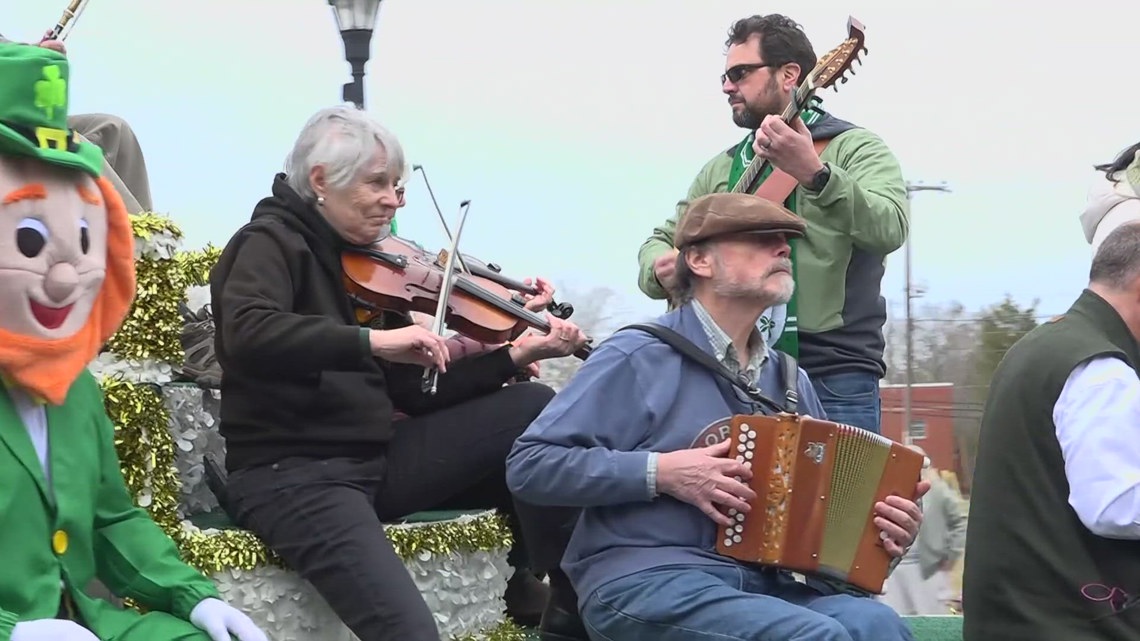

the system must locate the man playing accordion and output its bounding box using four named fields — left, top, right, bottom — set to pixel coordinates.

left=508, top=192, right=928, bottom=641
